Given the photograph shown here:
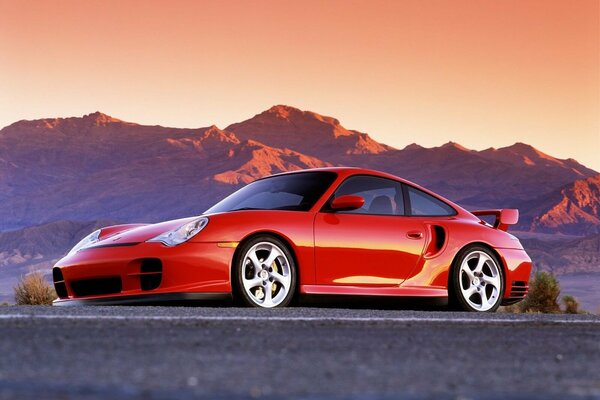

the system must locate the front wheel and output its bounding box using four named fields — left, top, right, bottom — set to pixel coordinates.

left=452, top=246, right=504, bottom=312
left=235, top=236, right=296, bottom=308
